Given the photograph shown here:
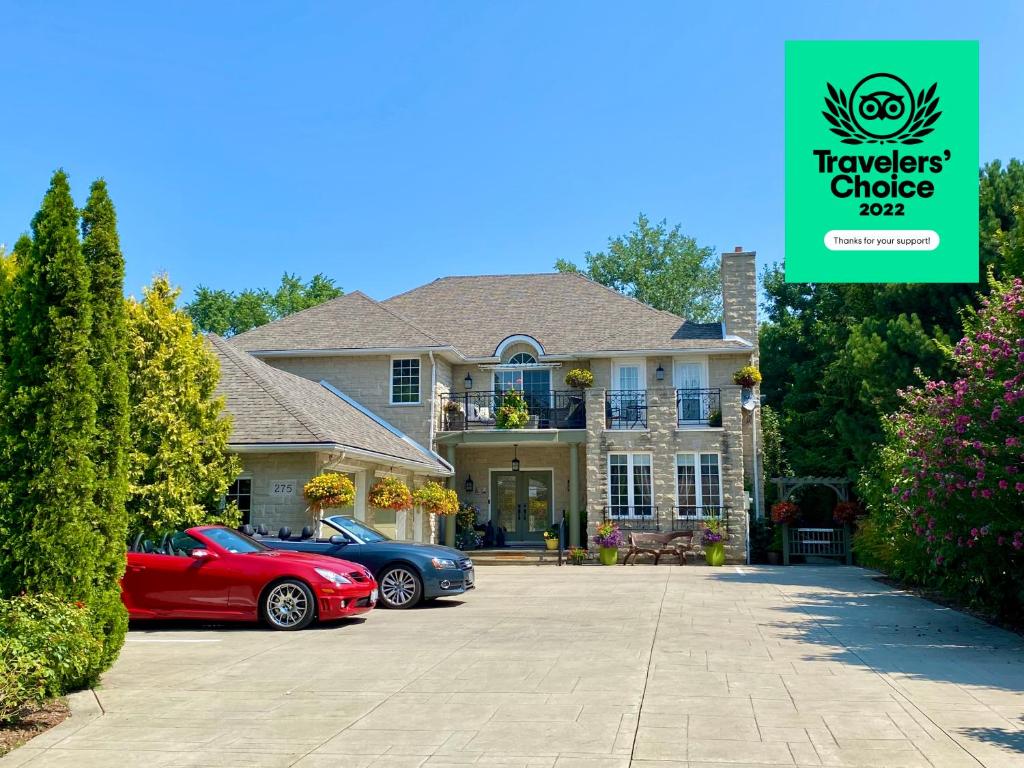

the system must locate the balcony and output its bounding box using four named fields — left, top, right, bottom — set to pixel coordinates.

left=605, top=390, right=647, bottom=430
left=439, top=390, right=586, bottom=431
left=676, top=388, right=722, bottom=427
